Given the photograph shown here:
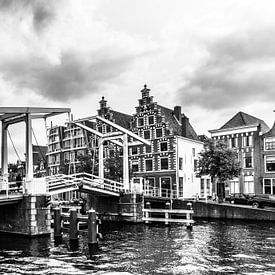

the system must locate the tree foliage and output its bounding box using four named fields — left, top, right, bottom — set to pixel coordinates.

left=198, top=138, right=240, bottom=182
